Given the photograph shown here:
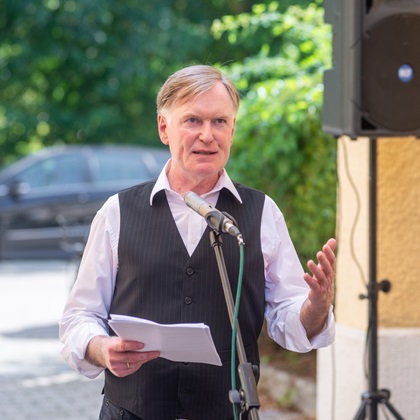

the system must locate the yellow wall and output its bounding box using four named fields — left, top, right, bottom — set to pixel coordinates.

left=318, top=136, right=420, bottom=420
left=335, top=137, right=369, bottom=329
left=377, top=137, right=420, bottom=327
left=335, top=136, right=420, bottom=329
